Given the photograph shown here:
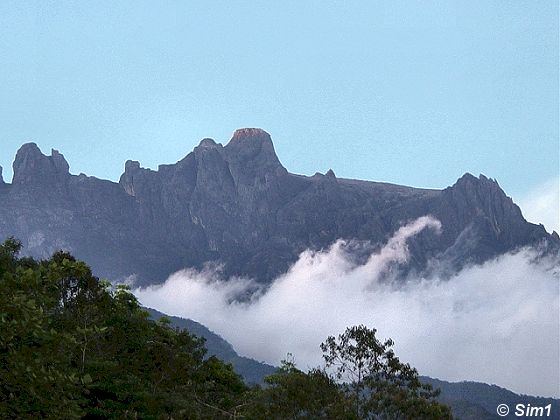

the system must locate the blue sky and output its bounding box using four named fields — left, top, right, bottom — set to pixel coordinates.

left=0, top=2, right=558, bottom=205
